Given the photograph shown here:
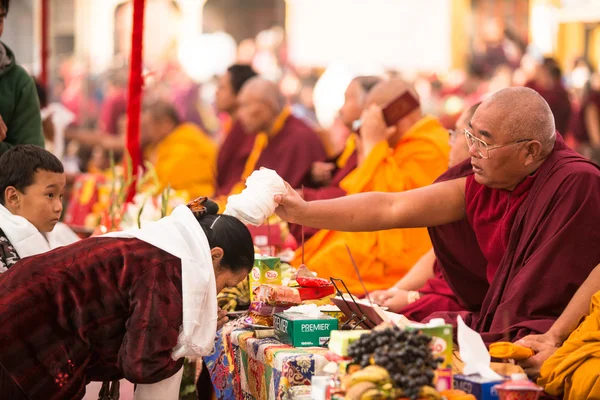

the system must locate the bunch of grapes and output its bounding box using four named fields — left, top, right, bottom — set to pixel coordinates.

left=347, top=327, right=443, bottom=400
